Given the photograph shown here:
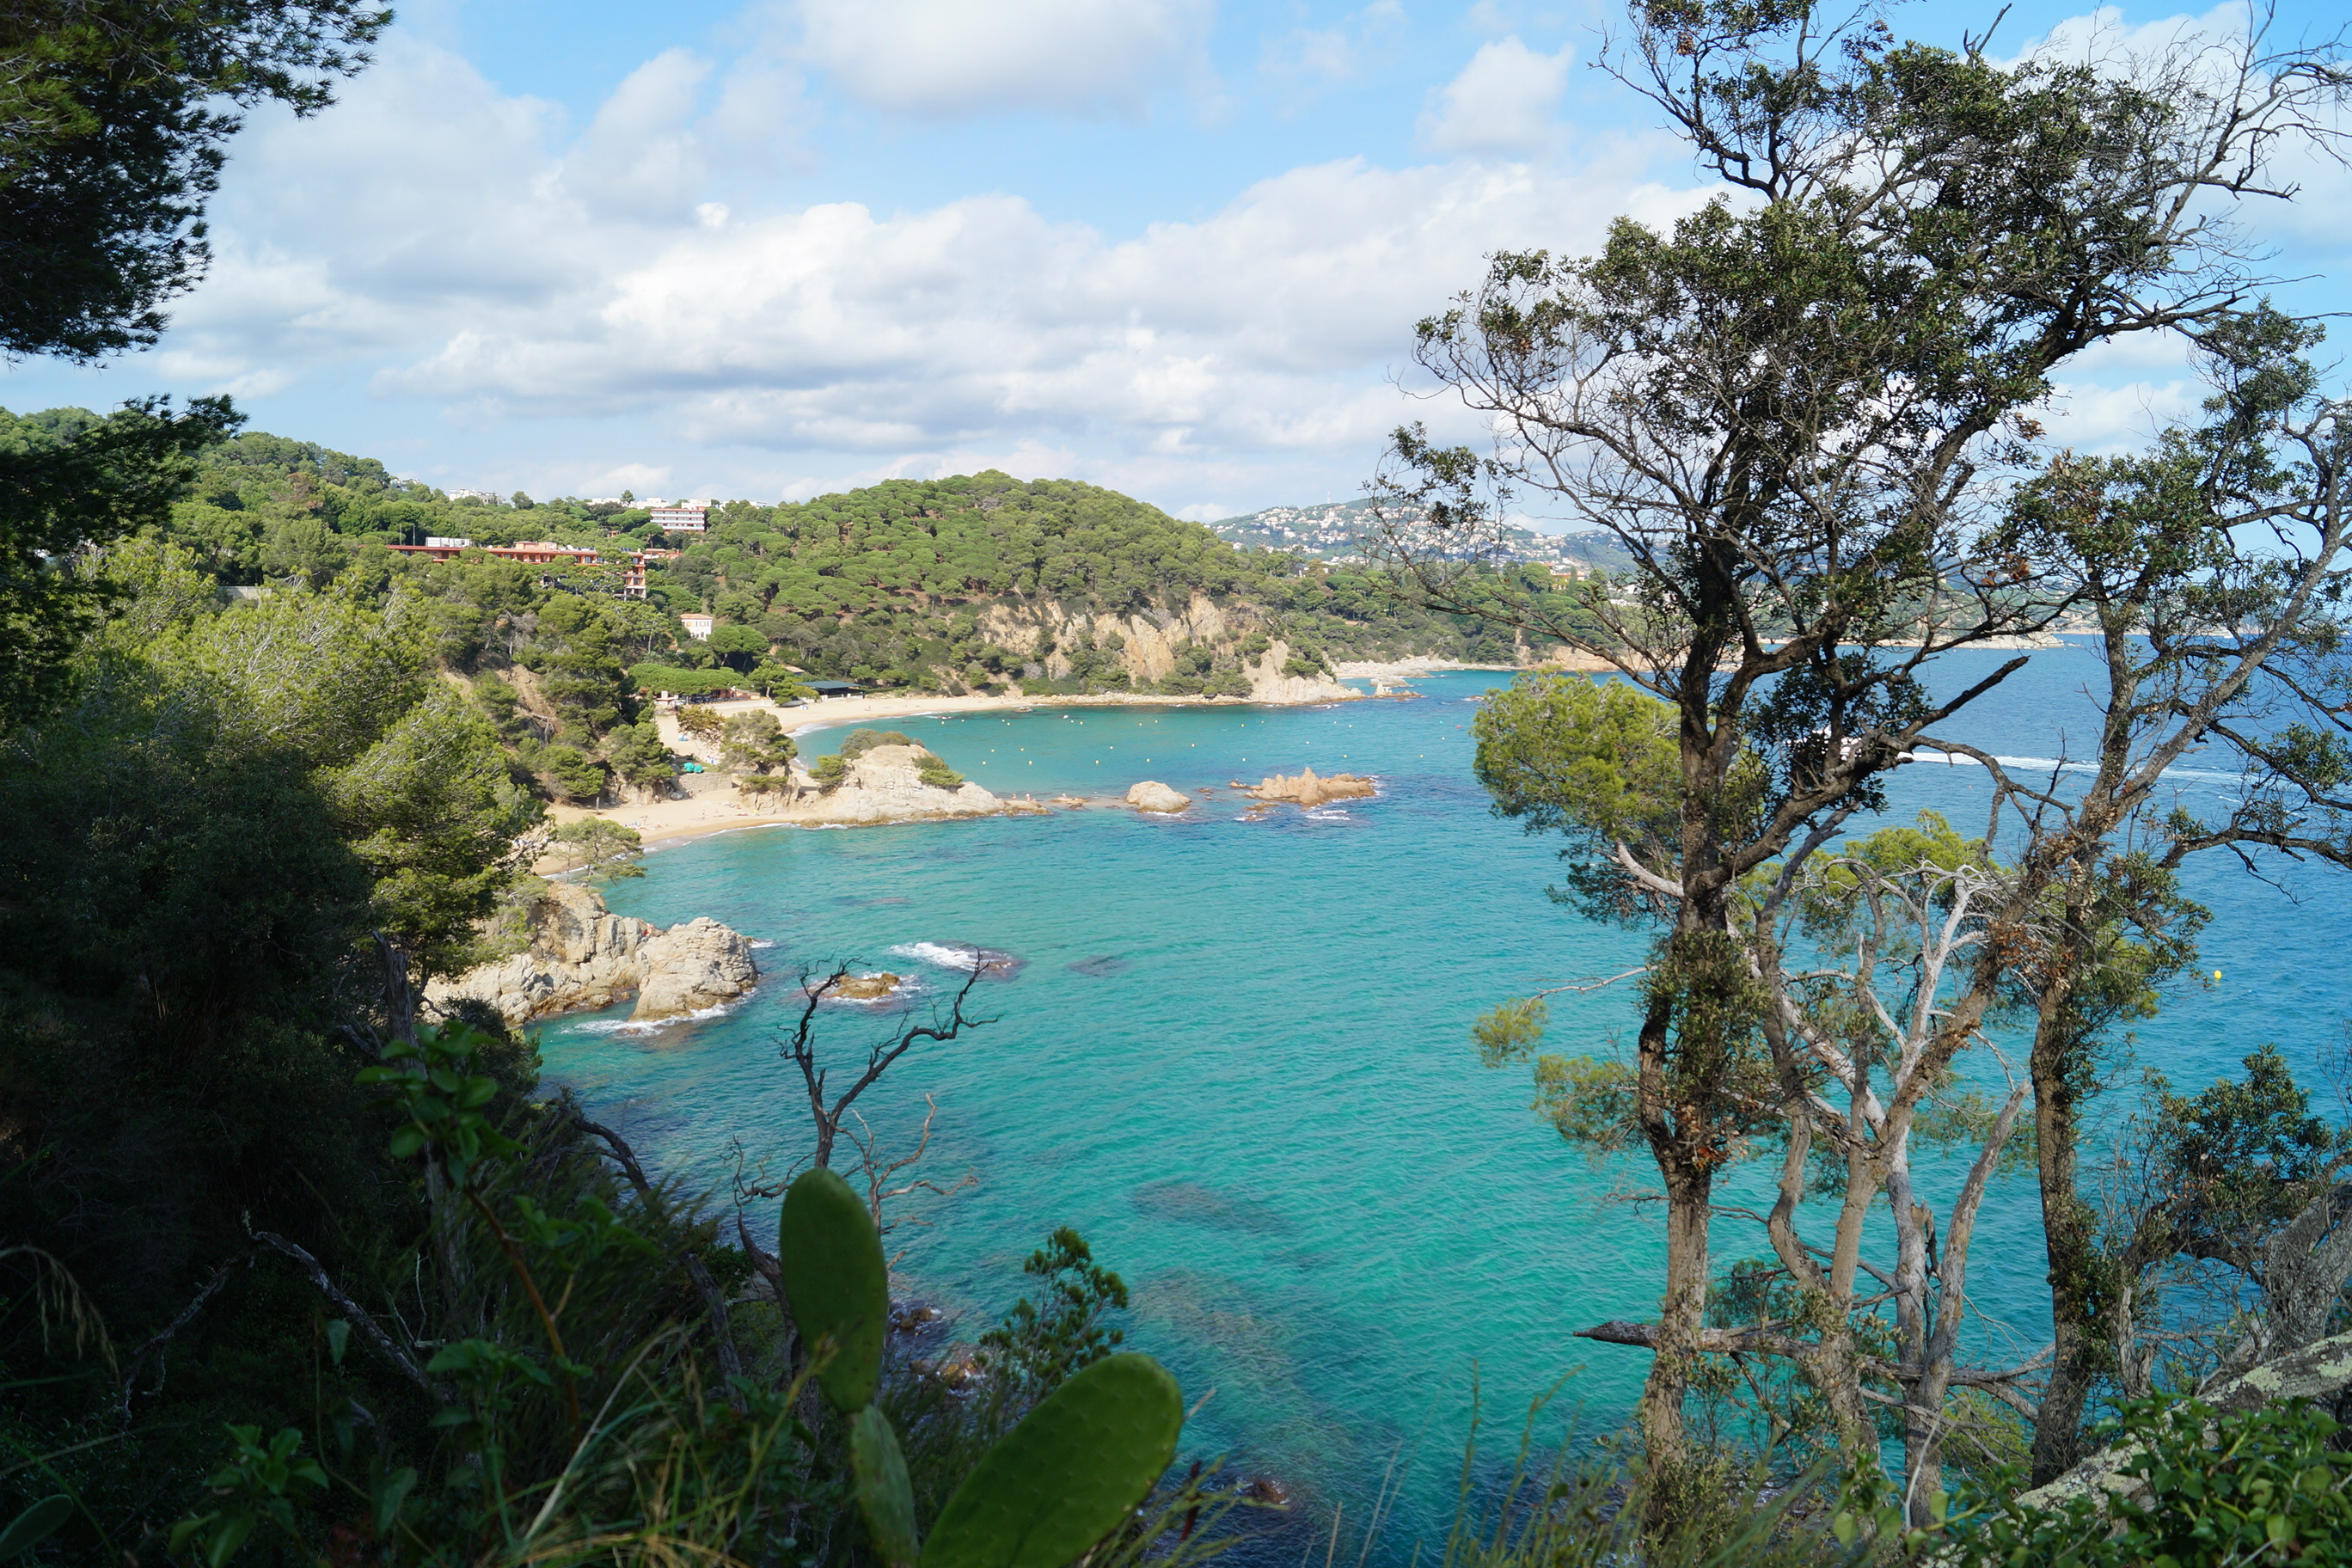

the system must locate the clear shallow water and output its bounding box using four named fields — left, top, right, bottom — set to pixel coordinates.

left=541, top=651, right=2349, bottom=1546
